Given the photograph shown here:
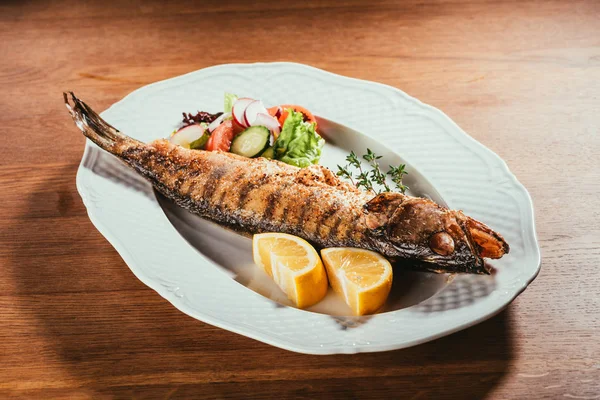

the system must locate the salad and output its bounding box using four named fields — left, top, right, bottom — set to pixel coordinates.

left=169, top=94, right=325, bottom=168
